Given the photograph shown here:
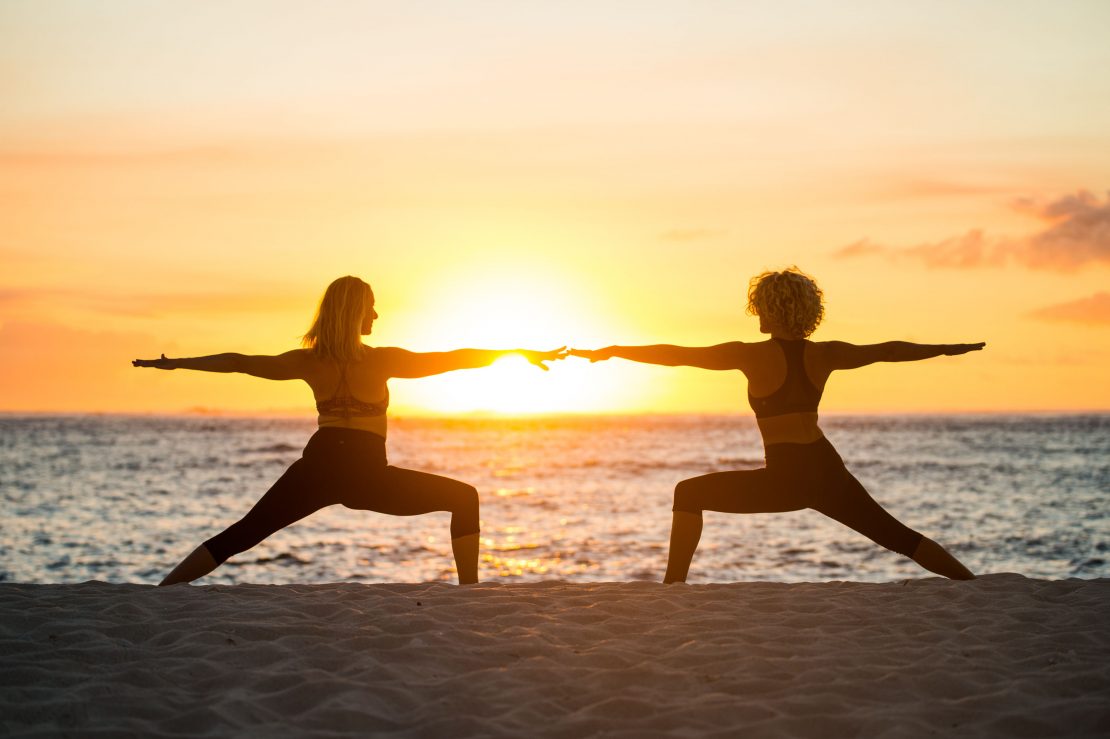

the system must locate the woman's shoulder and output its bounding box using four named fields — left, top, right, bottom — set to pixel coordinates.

left=798, top=339, right=860, bottom=373
left=734, top=338, right=777, bottom=354
left=359, top=345, right=400, bottom=360
left=805, top=339, right=856, bottom=354
left=354, top=346, right=401, bottom=374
